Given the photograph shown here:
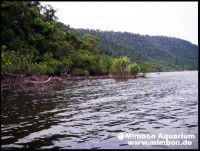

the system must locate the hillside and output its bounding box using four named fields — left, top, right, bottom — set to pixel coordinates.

left=1, top=1, right=115, bottom=76
left=70, top=28, right=198, bottom=71
left=1, top=1, right=198, bottom=75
